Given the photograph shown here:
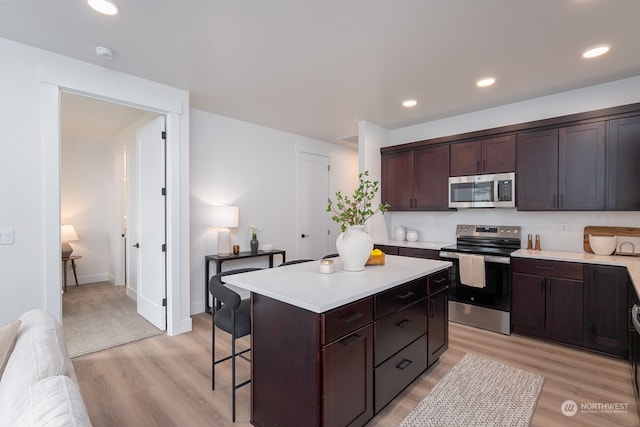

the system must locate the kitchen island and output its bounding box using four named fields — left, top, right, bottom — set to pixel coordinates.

left=224, top=255, right=451, bottom=427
